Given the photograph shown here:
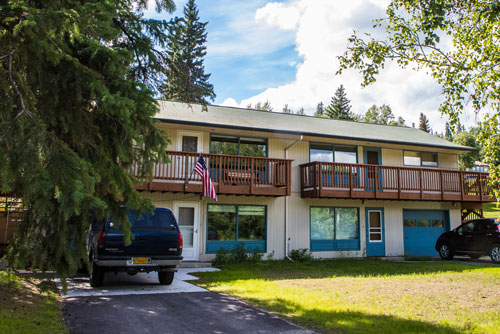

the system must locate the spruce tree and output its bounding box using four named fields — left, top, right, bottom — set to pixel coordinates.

left=0, top=0, right=174, bottom=280
left=419, top=113, right=431, bottom=133
left=247, top=101, right=273, bottom=112
left=325, top=85, right=356, bottom=120
left=161, top=0, right=215, bottom=104
left=296, top=107, right=305, bottom=115
left=282, top=104, right=292, bottom=114
left=314, top=102, right=325, bottom=117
